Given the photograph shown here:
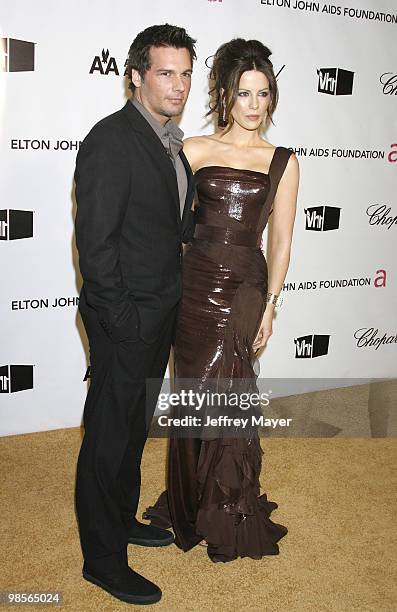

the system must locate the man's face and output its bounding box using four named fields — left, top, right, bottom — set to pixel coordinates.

left=131, top=46, right=192, bottom=124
